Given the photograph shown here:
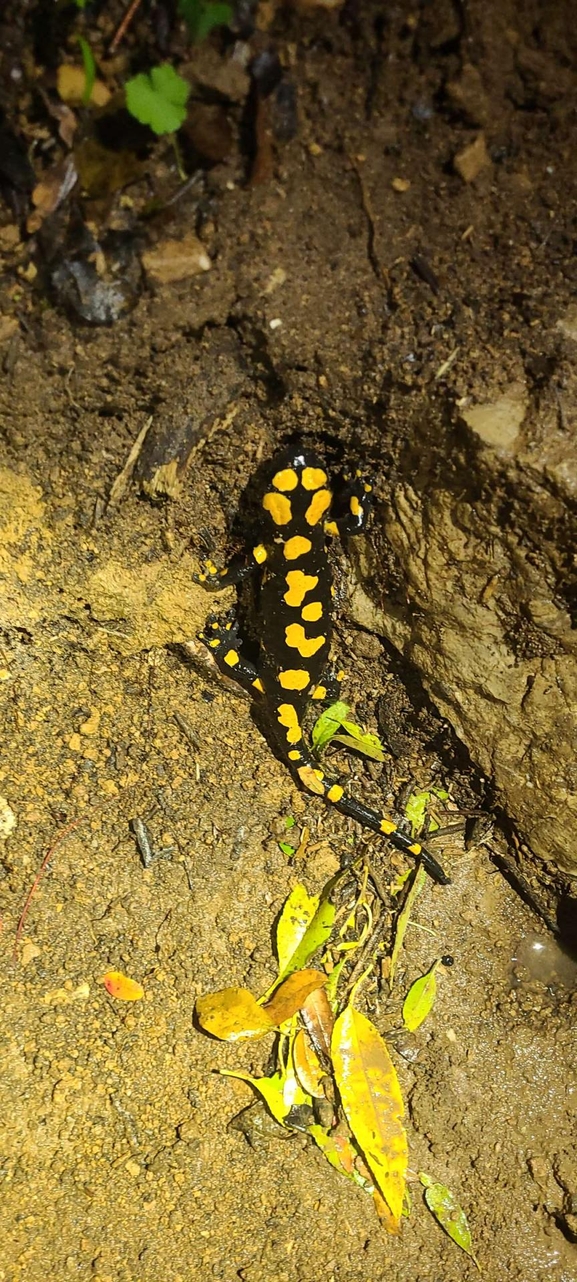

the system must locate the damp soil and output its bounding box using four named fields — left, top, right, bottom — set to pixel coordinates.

left=1, top=1, right=577, bottom=1280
